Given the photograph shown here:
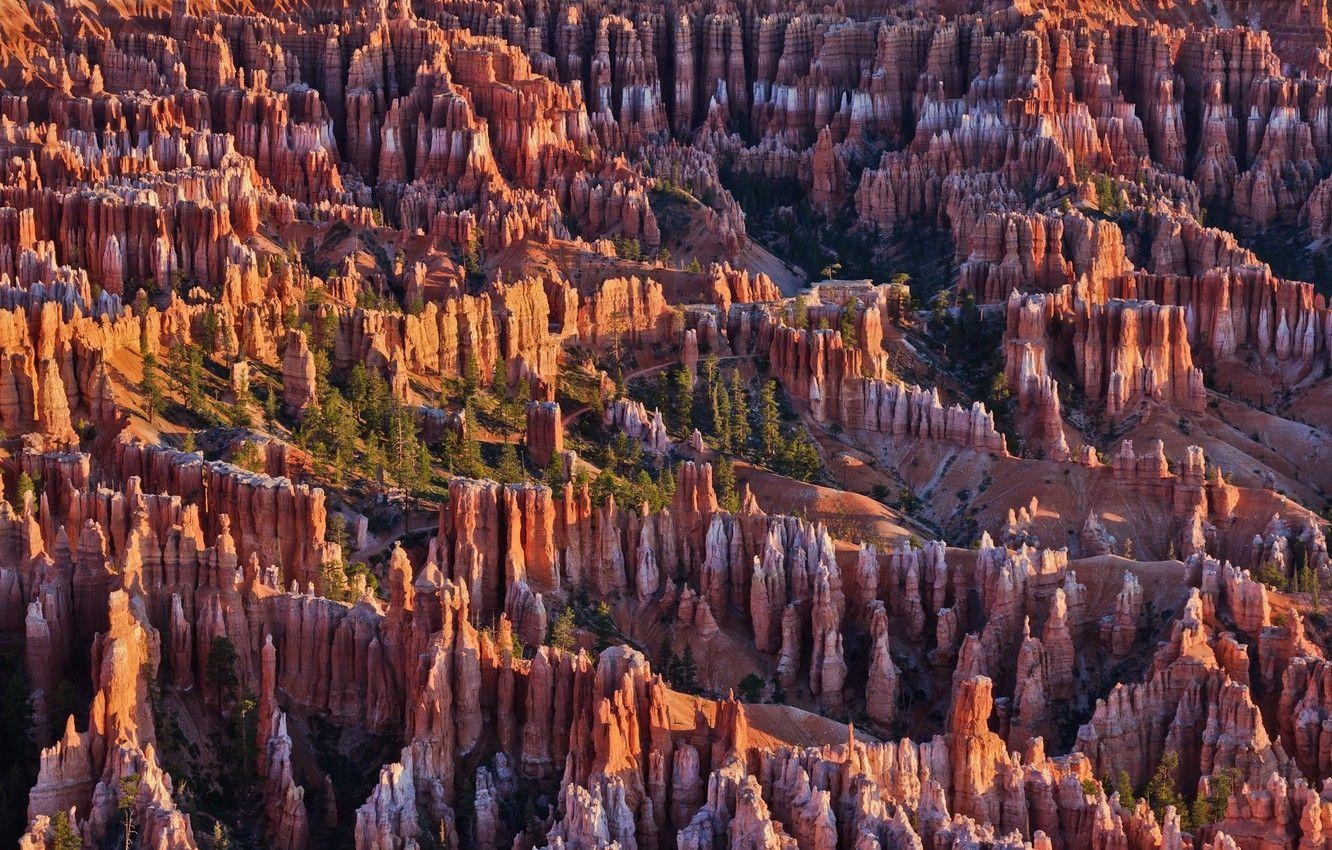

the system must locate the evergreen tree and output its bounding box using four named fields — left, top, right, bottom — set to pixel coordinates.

left=207, top=638, right=240, bottom=709
left=737, top=673, right=765, bottom=703
left=15, top=471, right=36, bottom=505
left=455, top=415, right=486, bottom=479
left=840, top=298, right=859, bottom=348
left=544, top=455, right=567, bottom=489
left=52, top=809, right=80, bottom=850
left=591, top=467, right=618, bottom=504
left=118, top=773, right=141, bottom=850
left=0, top=664, right=35, bottom=841
left=756, top=380, right=782, bottom=461
left=667, top=365, right=693, bottom=435
left=1146, top=752, right=1184, bottom=824
left=181, top=344, right=205, bottom=413
left=714, top=456, right=739, bottom=513
left=791, top=294, right=809, bottom=329
left=462, top=352, right=481, bottom=398
left=501, top=378, right=531, bottom=433
left=262, top=383, right=278, bottom=424
left=679, top=645, right=699, bottom=693
left=345, top=363, right=370, bottom=411
left=495, top=441, right=525, bottom=484
left=659, top=635, right=677, bottom=684
left=325, top=395, right=359, bottom=471
left=547, top=606, right=577, bottom=651
left=699, top=354, right=720, bottom=436
left=142, top=353, right=163, bottom=420
left=658, top=464, right=676, bottom=504
left=931, top=290, right=952, bottom=330
left=231, top=441, right=263, bottom=473
left=728, top=371, right=750, bottom=451
left=1191, top=768, right=1238, bottom=827
left=714, top=384, right=733, bottom=453
left=362, top=371, right=392, bottom=433
left=634, top=469, right=665, bottom=511
left=1114, top=770, right=1135, bottom=809
left=363, top=433, right=387, bottom=483
left=655, top=371, right=669, bottom=412
left=490, top=363, right=510, bottom=399
left=774, top=430, right=821, bottom=482
left=200, top=308, right=220, bottom=351
left=313, top=348, right=331, bottom=401
left=415, top=443, right=433, bottom=491
left=385, top=403, right=425, bottom=491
